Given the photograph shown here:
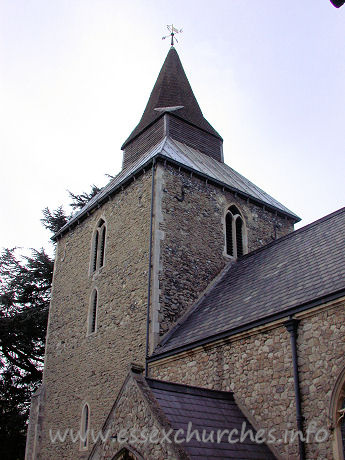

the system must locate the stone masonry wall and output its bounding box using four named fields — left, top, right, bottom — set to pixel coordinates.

left=25, top=385, right=45, bottom=460
left=150, top=325, right=297, bottom=458
left=298, top=300, right=345, bottom=459
left=156, top=164, right=293, bottom=336
left=37, top=171, right=153, bottom=460
left=150, top=300, right=345, bottom=459
left=90, top=372, right=186, bottom=460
